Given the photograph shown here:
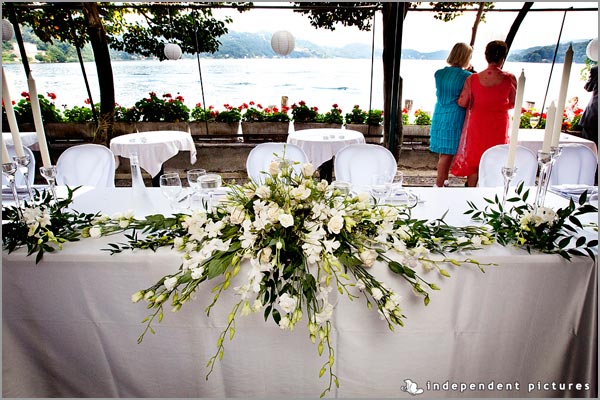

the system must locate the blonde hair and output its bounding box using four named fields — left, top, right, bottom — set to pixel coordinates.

left=447, top=42, right=473, bottom=68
